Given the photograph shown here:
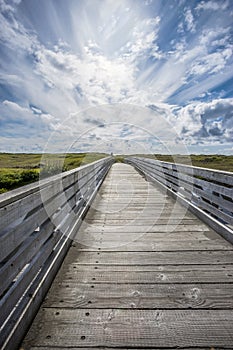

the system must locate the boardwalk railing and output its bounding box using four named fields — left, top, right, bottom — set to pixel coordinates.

left=0, top=156, right=113, bottom=350
left=126, top=157, right=233, bottom=242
